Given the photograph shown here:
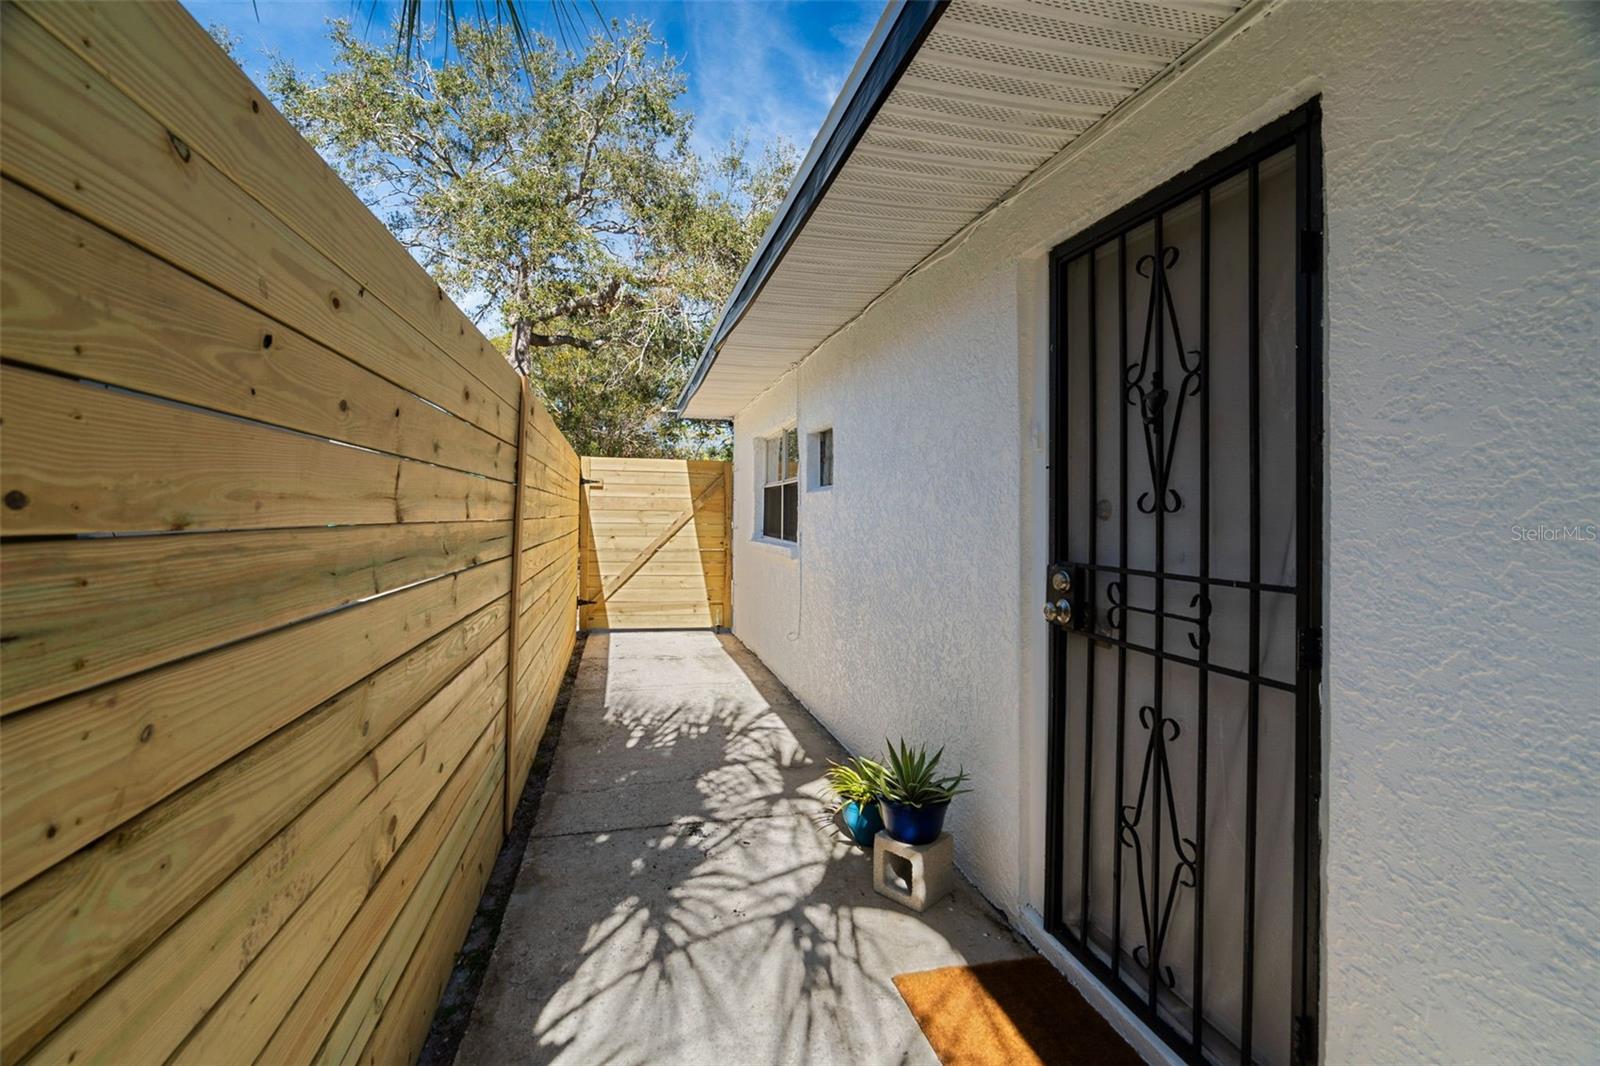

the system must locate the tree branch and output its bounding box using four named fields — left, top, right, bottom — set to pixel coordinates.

left=523, top=331, right=607, bottom=349
left=527, top=276, right=629, bottom=323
